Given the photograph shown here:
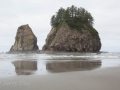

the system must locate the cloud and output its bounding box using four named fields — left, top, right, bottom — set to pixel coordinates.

left=0, top=0, right=120, bottom=52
